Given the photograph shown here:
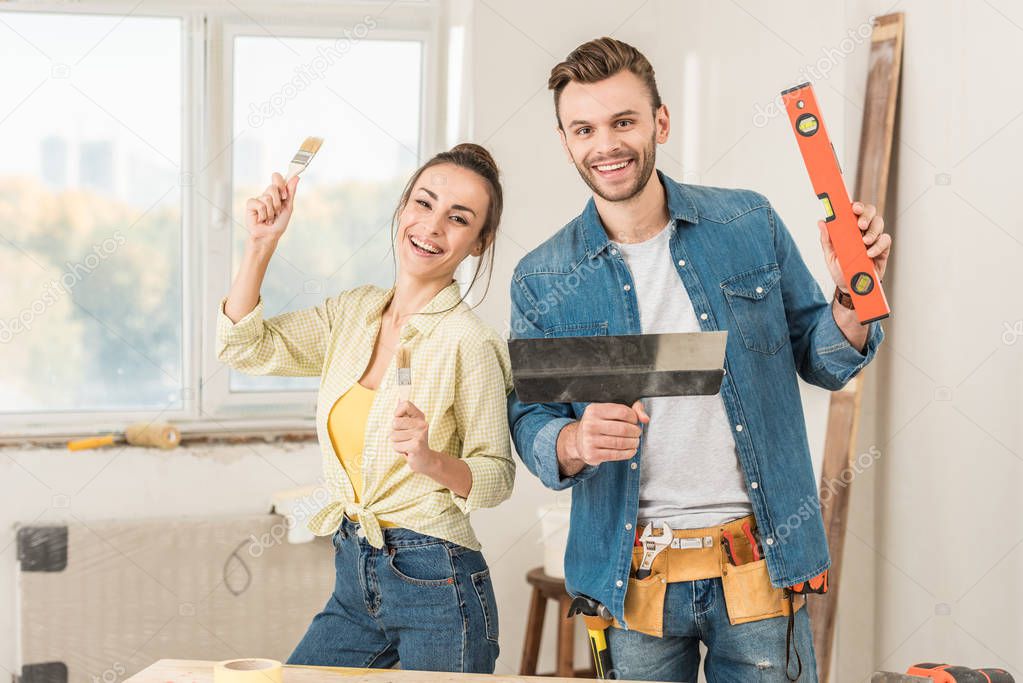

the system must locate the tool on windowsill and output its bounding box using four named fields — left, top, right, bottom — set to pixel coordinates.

left=781, top=82, right=890, bottom=325
left=67, top=422, right=181, bottom=451
left=284, top=136, right=323, bottom=181
left=872, top=664, right=1014, bottom=682
left=567, top=595, right=614, bottom=680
